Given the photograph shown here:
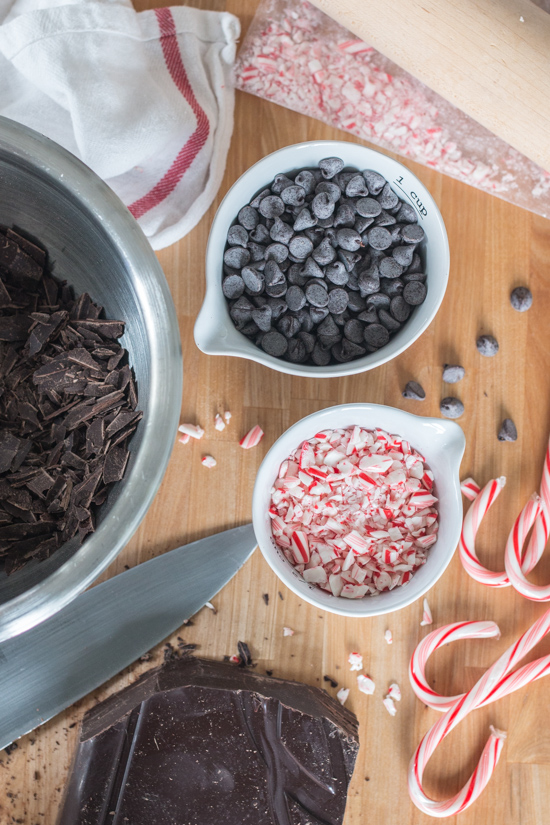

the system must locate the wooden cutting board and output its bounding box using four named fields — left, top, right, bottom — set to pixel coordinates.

left=1, top=1, right=550, bottom=823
